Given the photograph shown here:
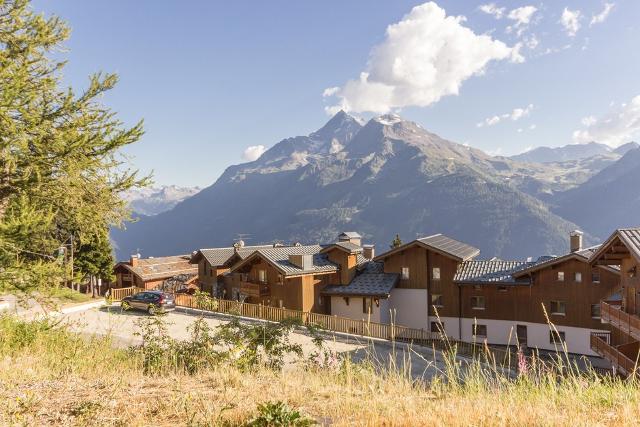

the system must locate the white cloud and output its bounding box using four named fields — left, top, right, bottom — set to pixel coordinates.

left=506, top=6, right=538, bottom=36
left=529, top=124, right=537, bottom=130
left=572, top=95, right=640, bottom=146
left=242, top=145, right=266, bottom=161
left=323, top=2, right=522, bottom=114
left=590, top=3, right=615, bottom=26
left=479, top=3, right=505, bottom=19
left=477, top=104, right=534, bottom=127
left=560, top=8, right=582, bottom=37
